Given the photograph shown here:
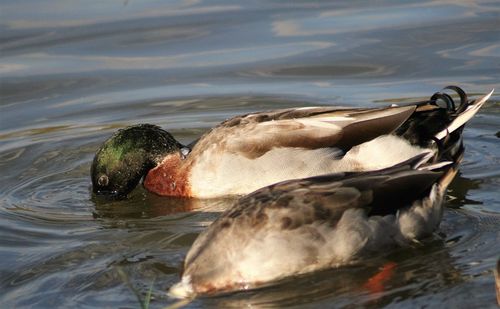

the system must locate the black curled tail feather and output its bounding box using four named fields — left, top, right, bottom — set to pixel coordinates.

left=395, top=86, right=472, bottom=163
